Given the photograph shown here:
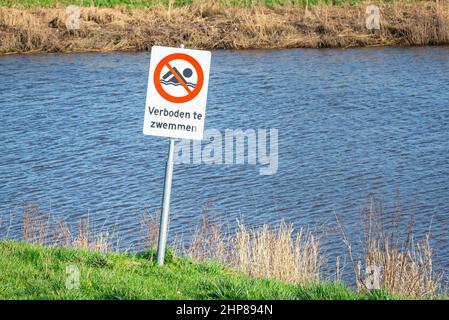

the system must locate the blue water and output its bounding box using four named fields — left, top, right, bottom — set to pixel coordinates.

left=1, top=47, right=448, bottom=279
